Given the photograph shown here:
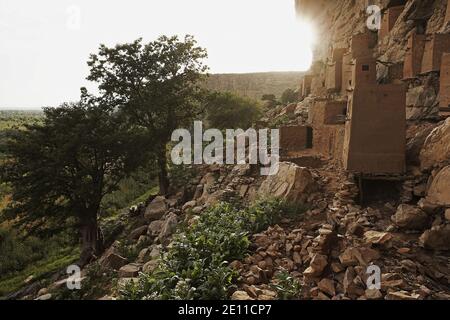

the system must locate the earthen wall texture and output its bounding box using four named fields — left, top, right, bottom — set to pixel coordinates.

left=309, top=101, right=346, bottom=161
left=343, top=84, right=406, bottom=174
left=421, top=33, right=450, bottom=74
left=352, top=58, right=377, bottom=88
left=341, top=53, right=353, bottom=96
left=280, top=126, right=311, bottom=153
left=440, top=53, right=450, bottom=108
left=403, top=32, right=426, bottom=79
left=302, top=75, right=313, bottom=97
left=379, top=6, right=404, bottom=41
